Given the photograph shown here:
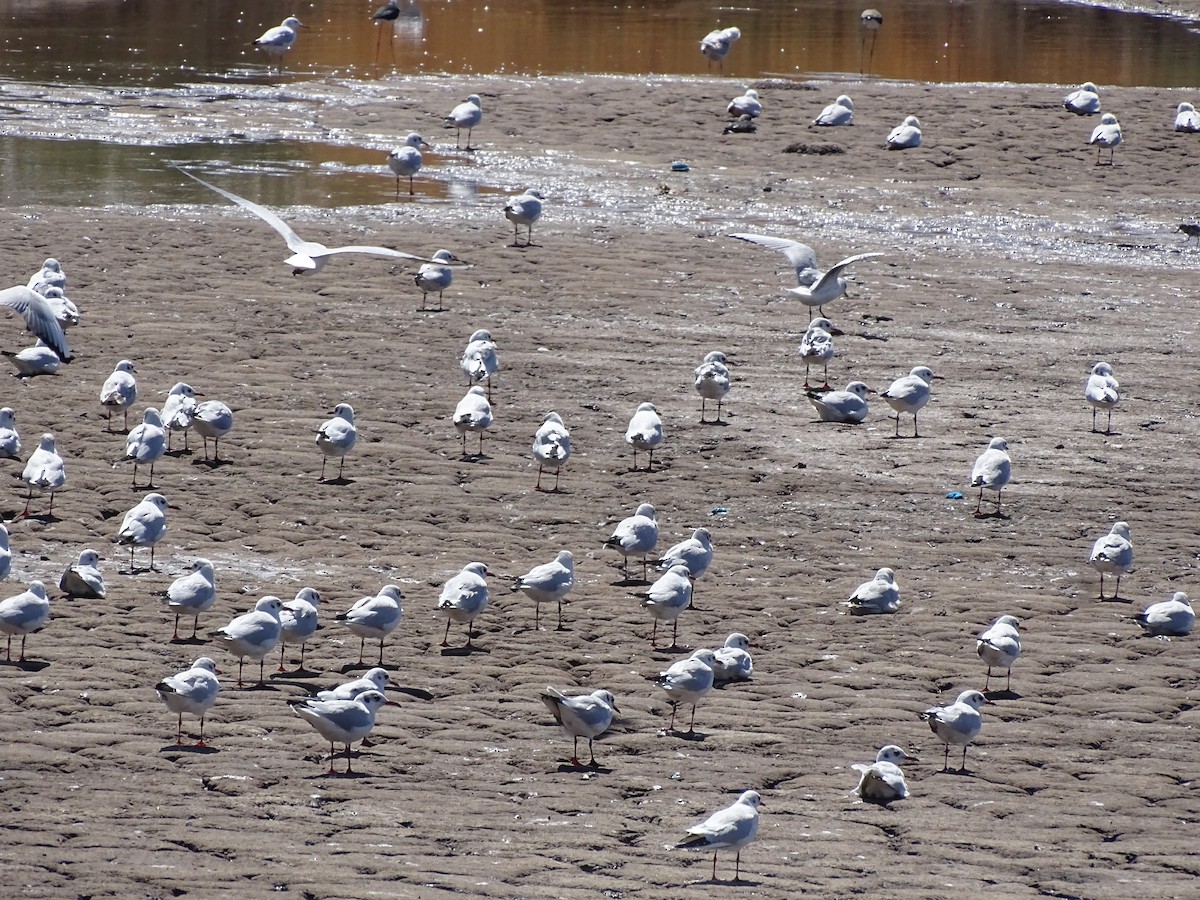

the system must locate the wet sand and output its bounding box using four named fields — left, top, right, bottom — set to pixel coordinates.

left=1, top=73, right=1199, bottom=898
